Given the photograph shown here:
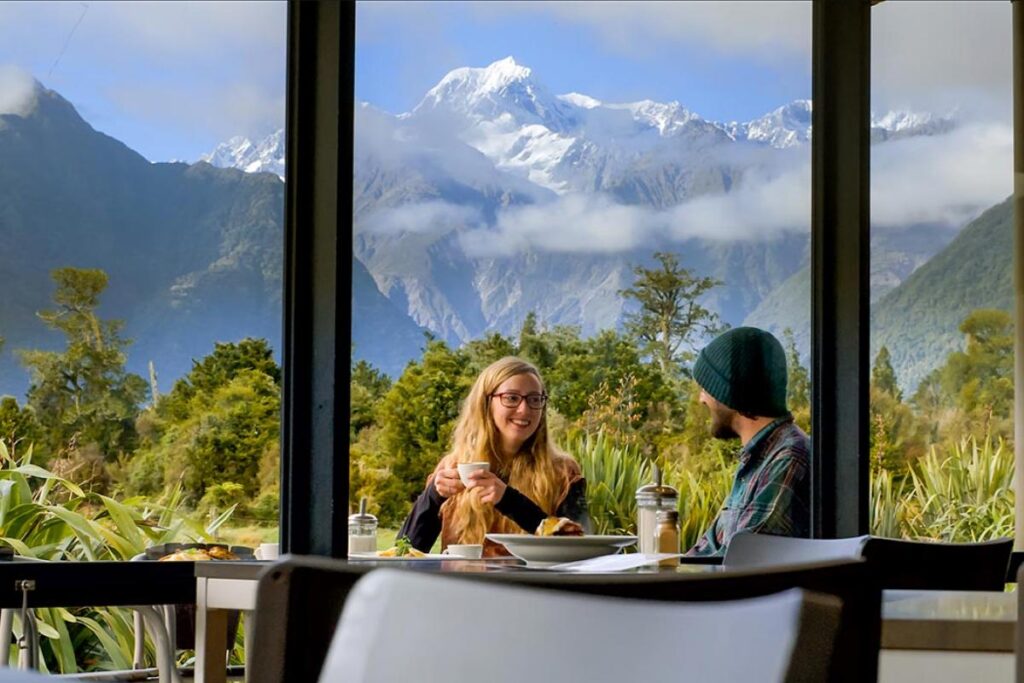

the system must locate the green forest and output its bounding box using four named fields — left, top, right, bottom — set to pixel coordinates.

left=0, top=258, right=1015, bottom=672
